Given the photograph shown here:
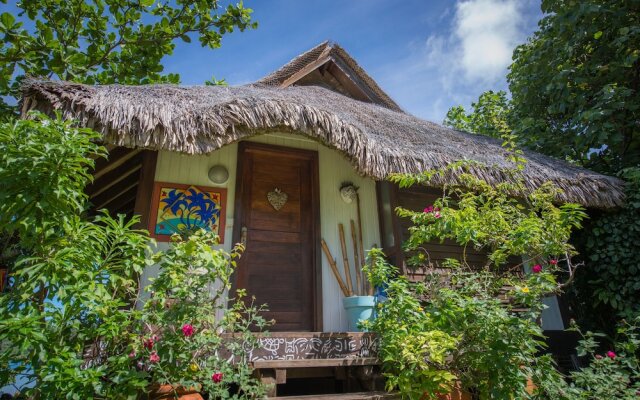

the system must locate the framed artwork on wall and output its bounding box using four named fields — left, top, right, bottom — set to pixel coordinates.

left=148, top=182, right=227, bottom=243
